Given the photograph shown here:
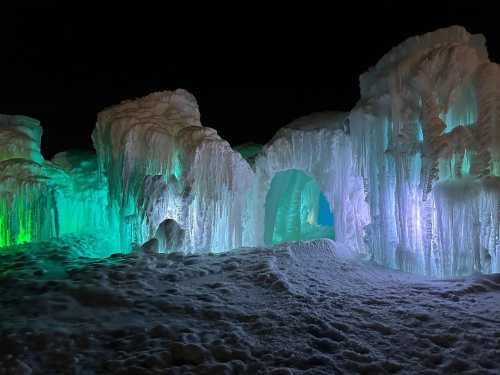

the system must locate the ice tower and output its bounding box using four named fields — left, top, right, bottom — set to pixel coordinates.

left=93, top=89, right=256, bottom=253
left=0, top=116, right=113, bottom=254
left=350, top=26, right=500, bottom=276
